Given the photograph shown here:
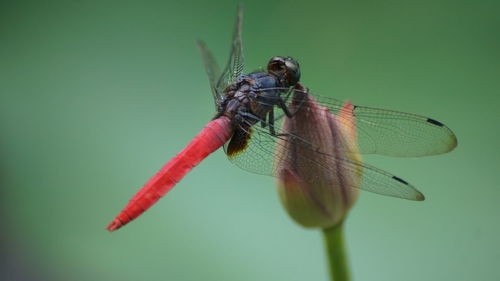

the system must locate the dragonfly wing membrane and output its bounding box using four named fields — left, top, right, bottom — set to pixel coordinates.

left=350, top=105, right=457, bottom=157
left=196, top=40, right=223, bottom=107
left=255, top=88, right=457, bottom=157
left=226, top=101, right=424, bottom=201
left=306, top=91, right=457, bottom=157
left=216, top=4, right=244, bottom=94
